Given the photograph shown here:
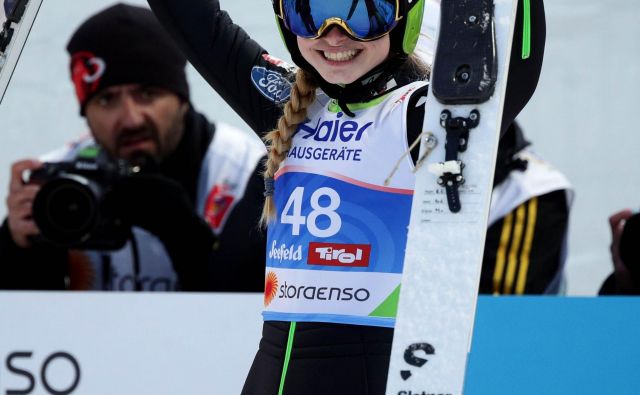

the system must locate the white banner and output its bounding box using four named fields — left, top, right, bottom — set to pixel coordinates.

left=3, top=293, right=640, bottom=395
left=0, top=292, right=263, bottom=395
